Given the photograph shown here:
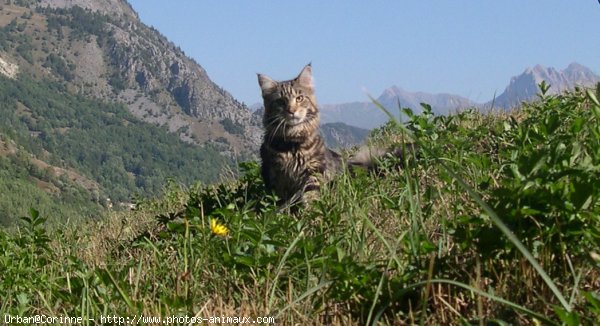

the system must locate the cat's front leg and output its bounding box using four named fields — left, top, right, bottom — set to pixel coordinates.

left=302, top=174, right=321, bottom=203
